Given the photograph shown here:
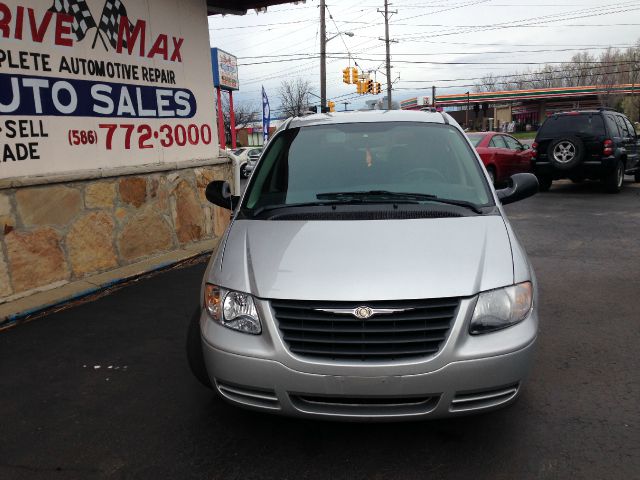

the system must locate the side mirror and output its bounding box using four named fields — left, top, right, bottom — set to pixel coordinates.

left=522, top=143, right=530, bottom=150
left=496, top=173, right=538, bottom=205
left=205, top=181, right=239, bottom=210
